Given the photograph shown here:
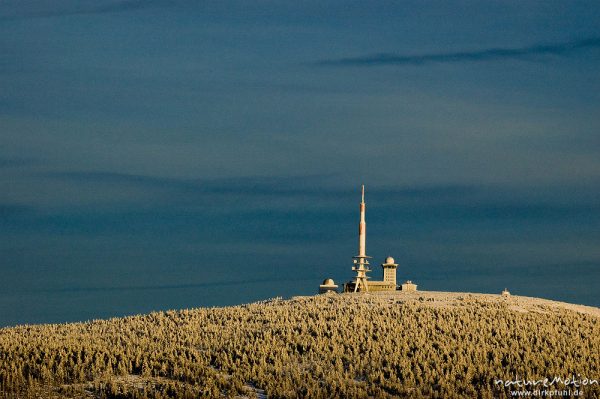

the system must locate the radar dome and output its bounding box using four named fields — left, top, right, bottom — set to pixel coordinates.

left=385, top=256, right=395, bottom=264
